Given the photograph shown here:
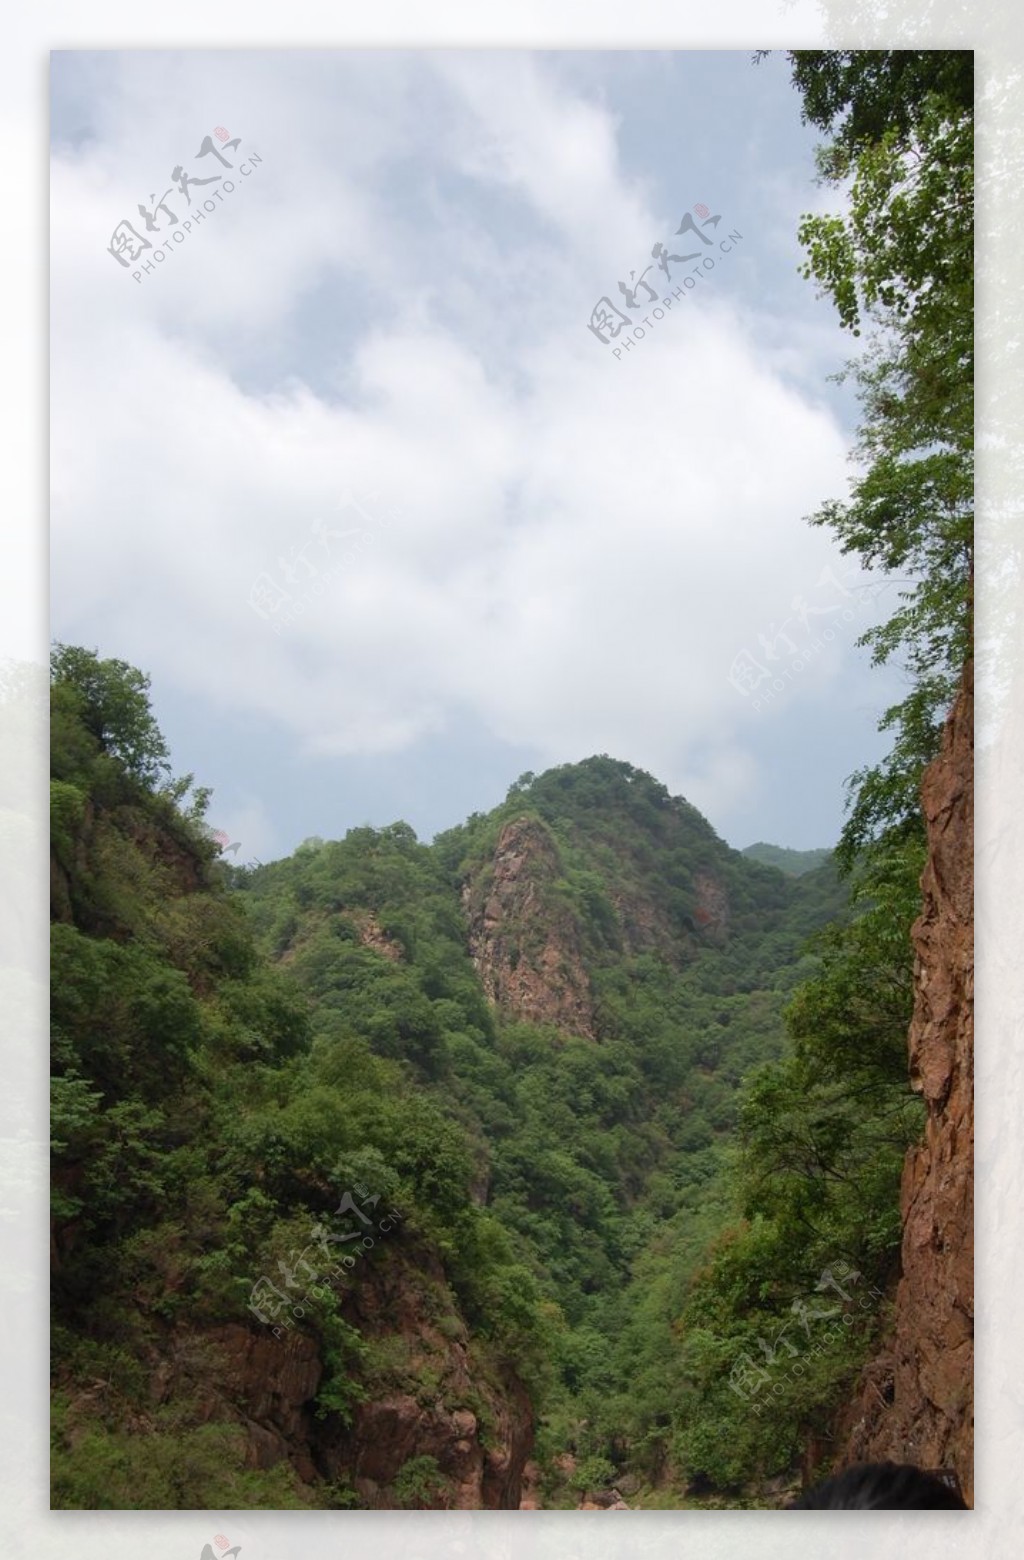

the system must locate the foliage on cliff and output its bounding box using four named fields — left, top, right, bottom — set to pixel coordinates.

left=232, top=753, right=851, bottom=1504
left=50, top=647, right=549, bottom=1511
left=683, top=44, right=974, bottom=1493
left=51, top=650, right=853, bottom=1507
left=790, top=47, right=973, bottom=867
